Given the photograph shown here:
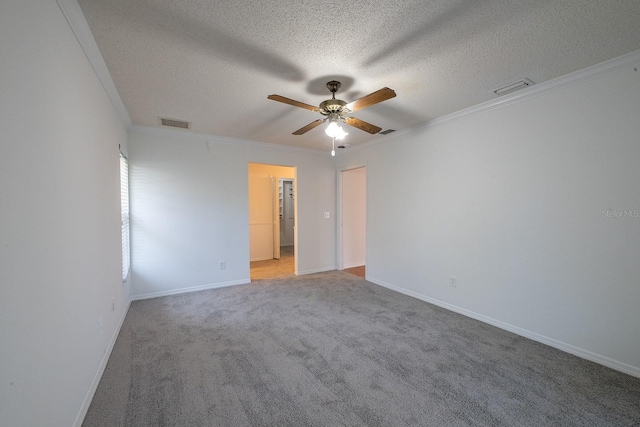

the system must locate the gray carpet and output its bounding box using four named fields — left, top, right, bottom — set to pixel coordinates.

left=83, top=271, right=640, bottom=426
